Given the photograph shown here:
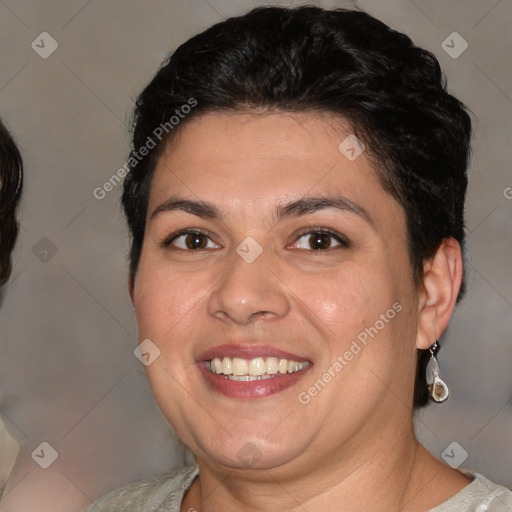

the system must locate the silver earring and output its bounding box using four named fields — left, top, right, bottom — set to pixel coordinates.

left=426, top=341, right=449, bottom=403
